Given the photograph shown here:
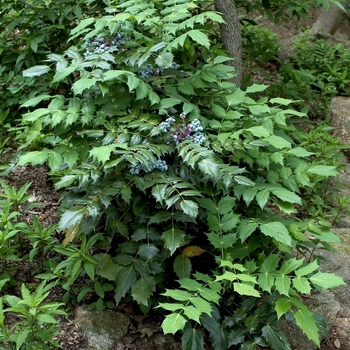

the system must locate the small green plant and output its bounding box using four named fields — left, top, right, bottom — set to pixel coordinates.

left=242, top=23, right=280, bottom=62
left=277, top=35, right=350, bottom=116
left=0, top=281, right=67, bottom=350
